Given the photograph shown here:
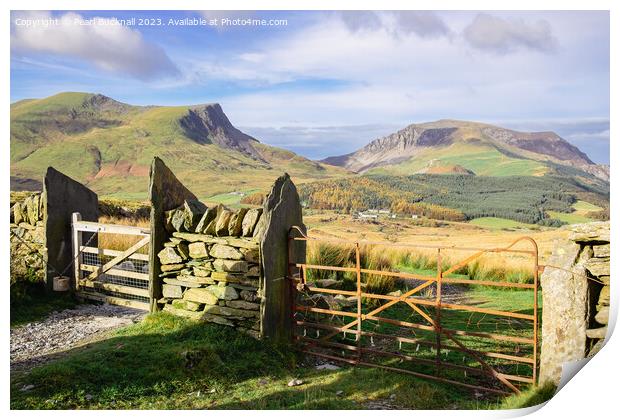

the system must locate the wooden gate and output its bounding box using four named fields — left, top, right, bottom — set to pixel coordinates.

left=72, top=212, right=151, bottom=311
left=288, top=226, right=540, bottom=395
